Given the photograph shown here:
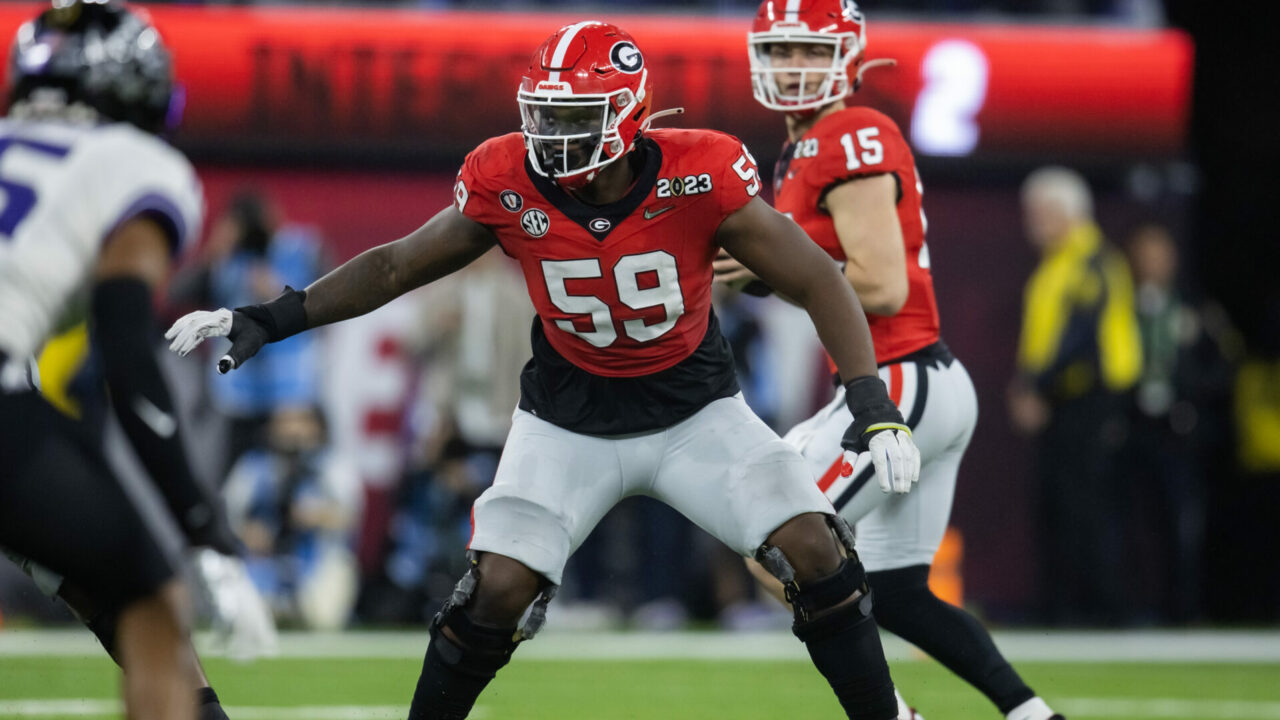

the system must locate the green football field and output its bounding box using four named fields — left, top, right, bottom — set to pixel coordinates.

left=1, top=630, right=1278, bottom=719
